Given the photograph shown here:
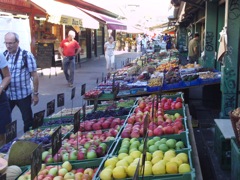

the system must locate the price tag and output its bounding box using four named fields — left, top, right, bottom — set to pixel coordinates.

left=0, top=174, right=6, bottom=180
left=151, top=97, right=155, bottom=122
left=82, top=103, right=86, bottom=121
left=71, top=87, right=76, bottom=100
left=143, top=113, right=149, bottom=138
left=73, top=110, right=80, bottom=133
left=47, top=99, right=55, bottom=117
left=31, top=144, right=42, bottom=180
left=102, top=72, right=104, bottom=82
left=112, top=74, right=116, bottom=92
left=52, top=126, right=62, bottom=157
left=32, top=110, right=45, bottom=129
left=57, top=93, right=65, bottom=107
left=5, top=120, right=17, bottom=144
left=133, top=159, right=140, bottom=180
left=81, top=83, right=86, bottom=96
